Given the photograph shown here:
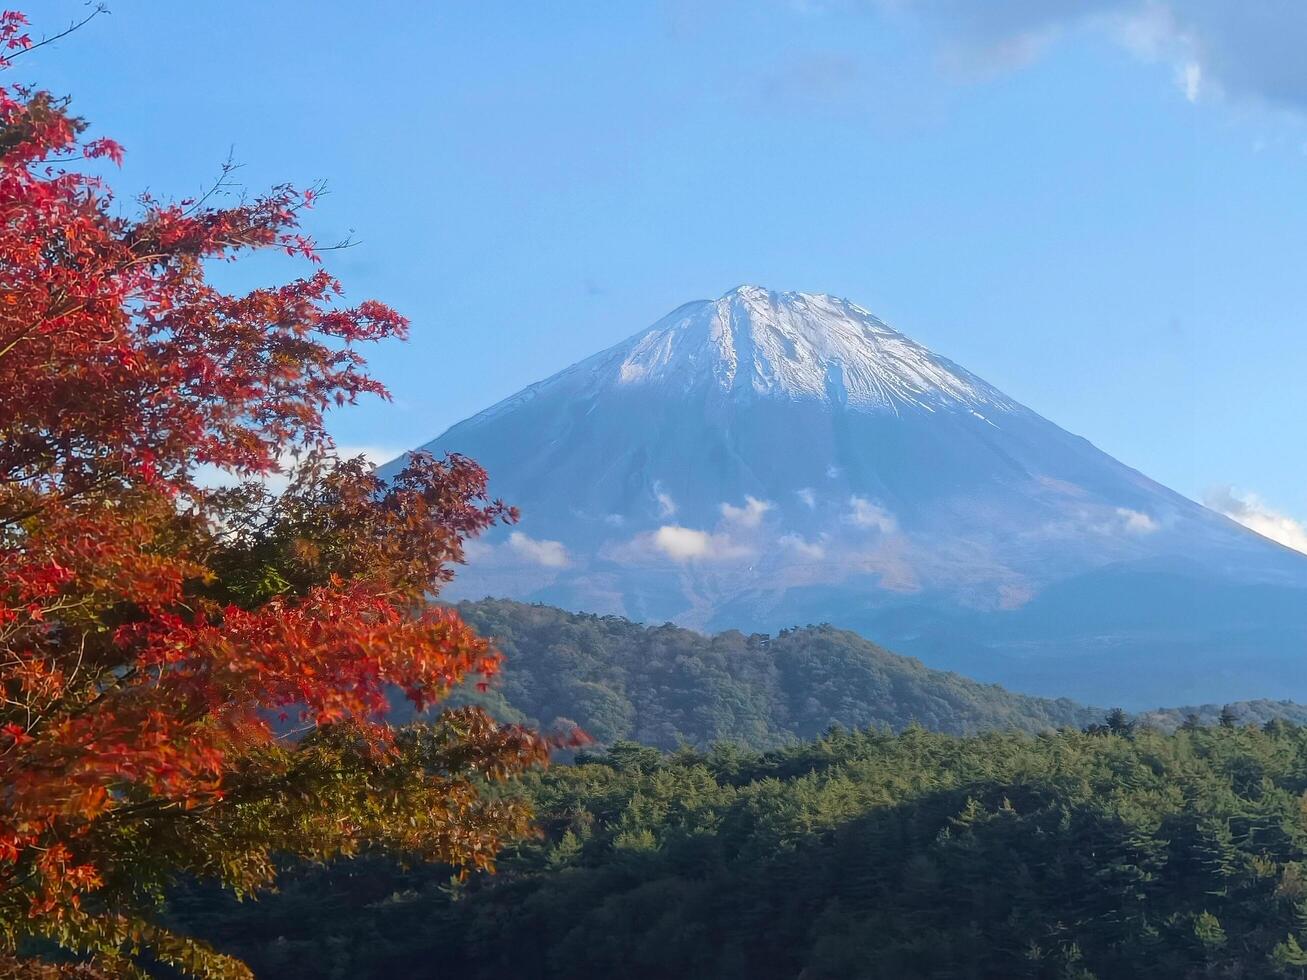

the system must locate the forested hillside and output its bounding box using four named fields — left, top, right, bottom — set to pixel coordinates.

left=443, top=599, right=1307, bottom=746
left=442, top=598, right=1101, bottom=744
left=176, top=721, right=1307, bottom=979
